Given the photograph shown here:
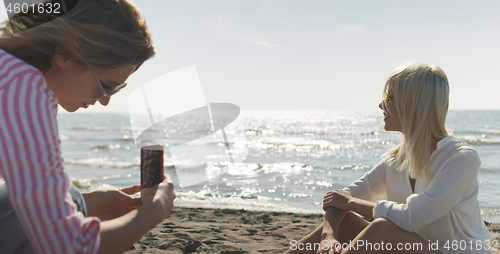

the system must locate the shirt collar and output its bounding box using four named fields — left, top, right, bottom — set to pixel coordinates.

left=432, top=135, right=455, bottom=157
